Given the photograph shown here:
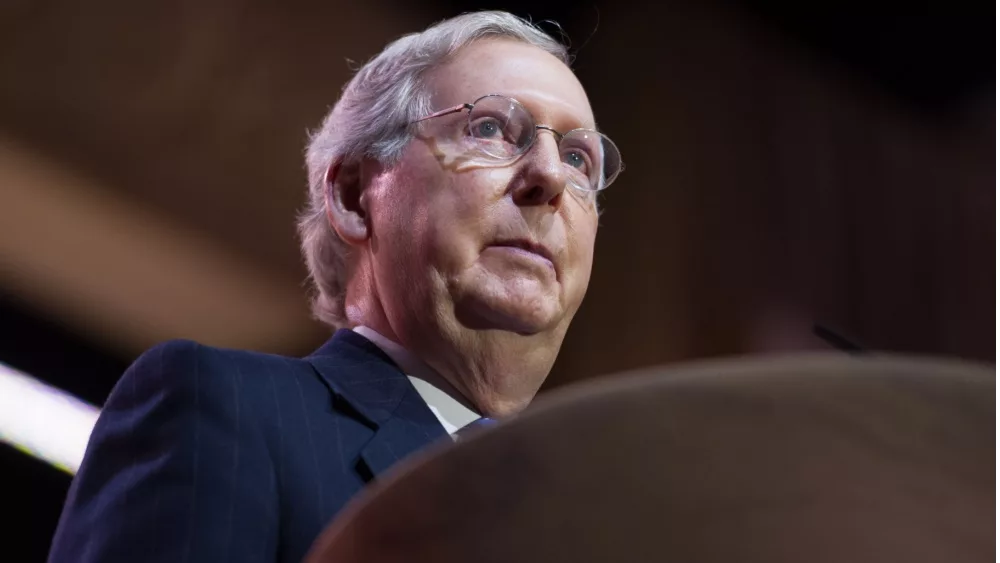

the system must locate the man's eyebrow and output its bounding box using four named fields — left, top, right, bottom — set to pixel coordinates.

left=539, top=105, right=596, bottom=131
left=499, top=91, right=595, bottom=129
